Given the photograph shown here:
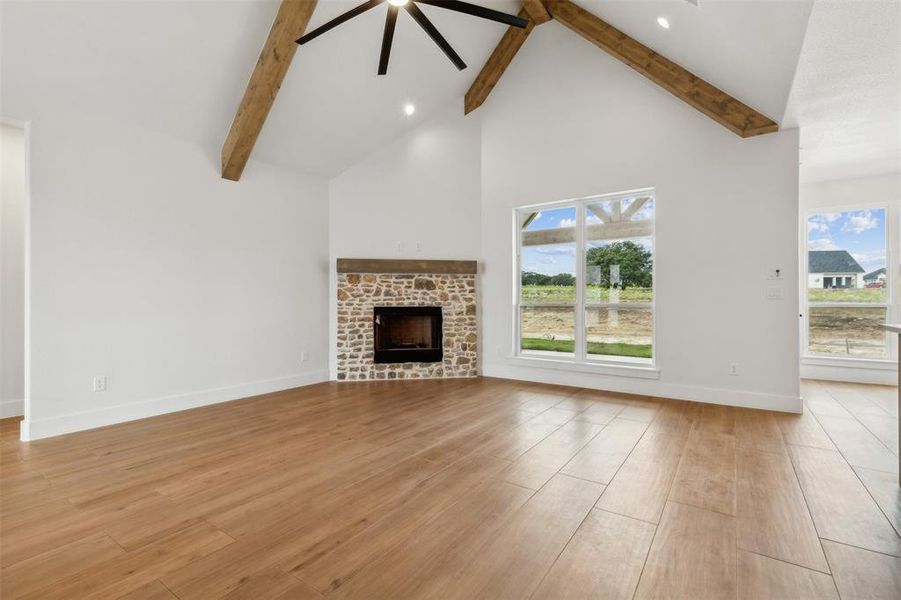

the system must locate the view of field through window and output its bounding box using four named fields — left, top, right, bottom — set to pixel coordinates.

left=519, top=194, right=654, bottom=361
left=520, top=206, right=577, bottom=355
left=806, top=208, right=889, bottom=358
